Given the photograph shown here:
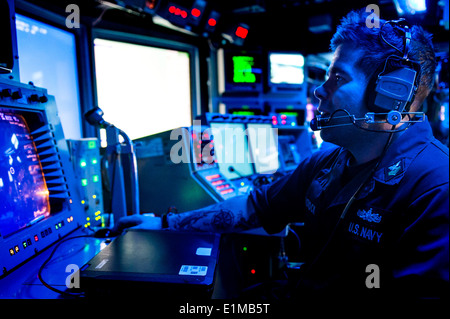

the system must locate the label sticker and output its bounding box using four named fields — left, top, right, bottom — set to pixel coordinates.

left=196, top=247, right=212, bottom=256
left=95, top=259, right=109, bottom=269
left=179, top=265, right=208, bottom=276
